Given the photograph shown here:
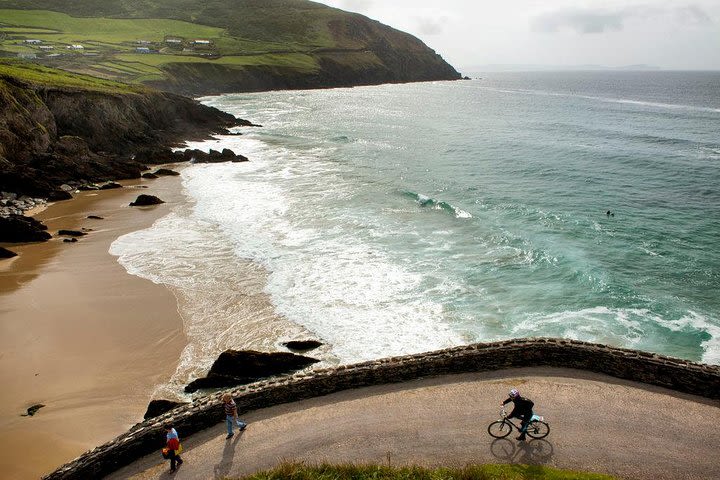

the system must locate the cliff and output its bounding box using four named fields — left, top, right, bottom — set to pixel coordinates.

left=0, top=60, right=242, bottom=198
left=0, top=0, right=461, bottom=95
